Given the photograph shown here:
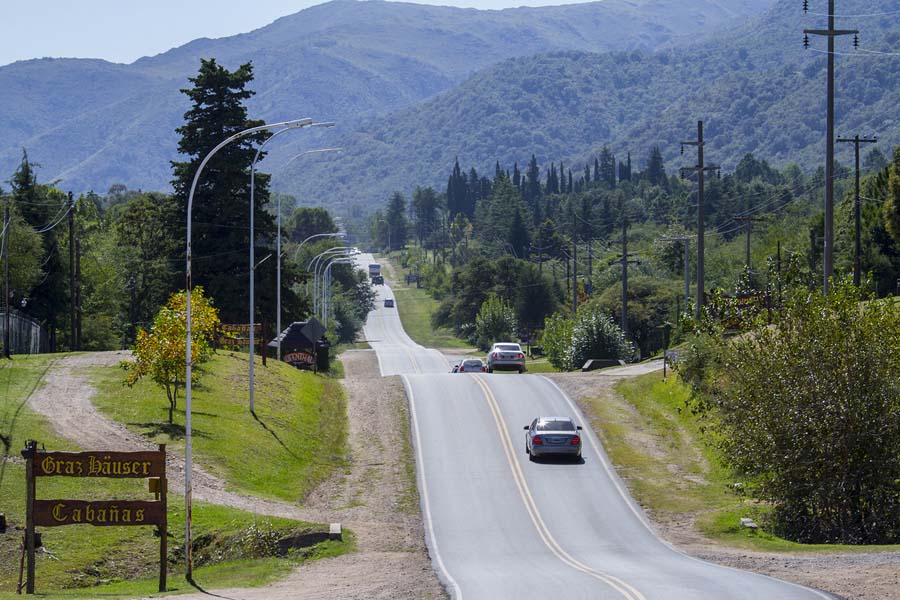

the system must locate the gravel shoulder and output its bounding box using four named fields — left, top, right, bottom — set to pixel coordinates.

left=546, top=369, right=900, bottom=600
